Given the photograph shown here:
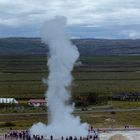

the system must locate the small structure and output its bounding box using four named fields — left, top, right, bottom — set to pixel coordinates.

left=28, top=99, right=46, bottom=107
left=0, top=98, right=18, bottom=104
left=112, top=92, right=140, bottom=101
